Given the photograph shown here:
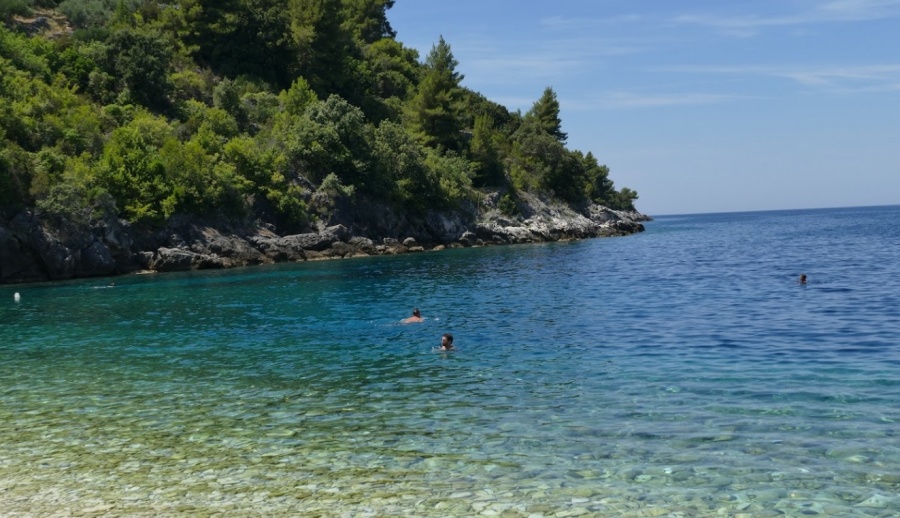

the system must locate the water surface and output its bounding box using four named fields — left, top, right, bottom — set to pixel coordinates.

left=2, top=205, right=899, bottom=516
